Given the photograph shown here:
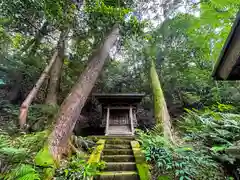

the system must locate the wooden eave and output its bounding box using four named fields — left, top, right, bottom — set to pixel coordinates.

left=92, top=93, right=145, bottom=105
left=212, top=12, right=240, bottom=80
